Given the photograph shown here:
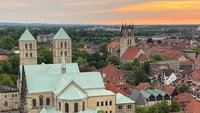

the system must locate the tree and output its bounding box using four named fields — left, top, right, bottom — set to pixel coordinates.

left=170, top=100, right=180, bottom=112
left=135, top=106, right=148, bottom=113
left=106, top=55, right=119, bottom=65
left=0, top=60, right=13, bottom=74
left=147, top=38, right=154, bottom=43
left=152, top=54, right=162, bottom=61
left=8, top=53, right=19, bottom=75
left=76, top=57, right=88, bottom=66
left=37, top=48, right=53, bottom=64
left=0, top=36, right=15, bottom=50
left=178, top=84, right=189, bottom=93
left=0, top=74, right=16, bottom=87
left=97, top=110, right=105, bottom=113
left=134, top=66, right=149, bottom=85
left=143, top=60, right=156, bottom=75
